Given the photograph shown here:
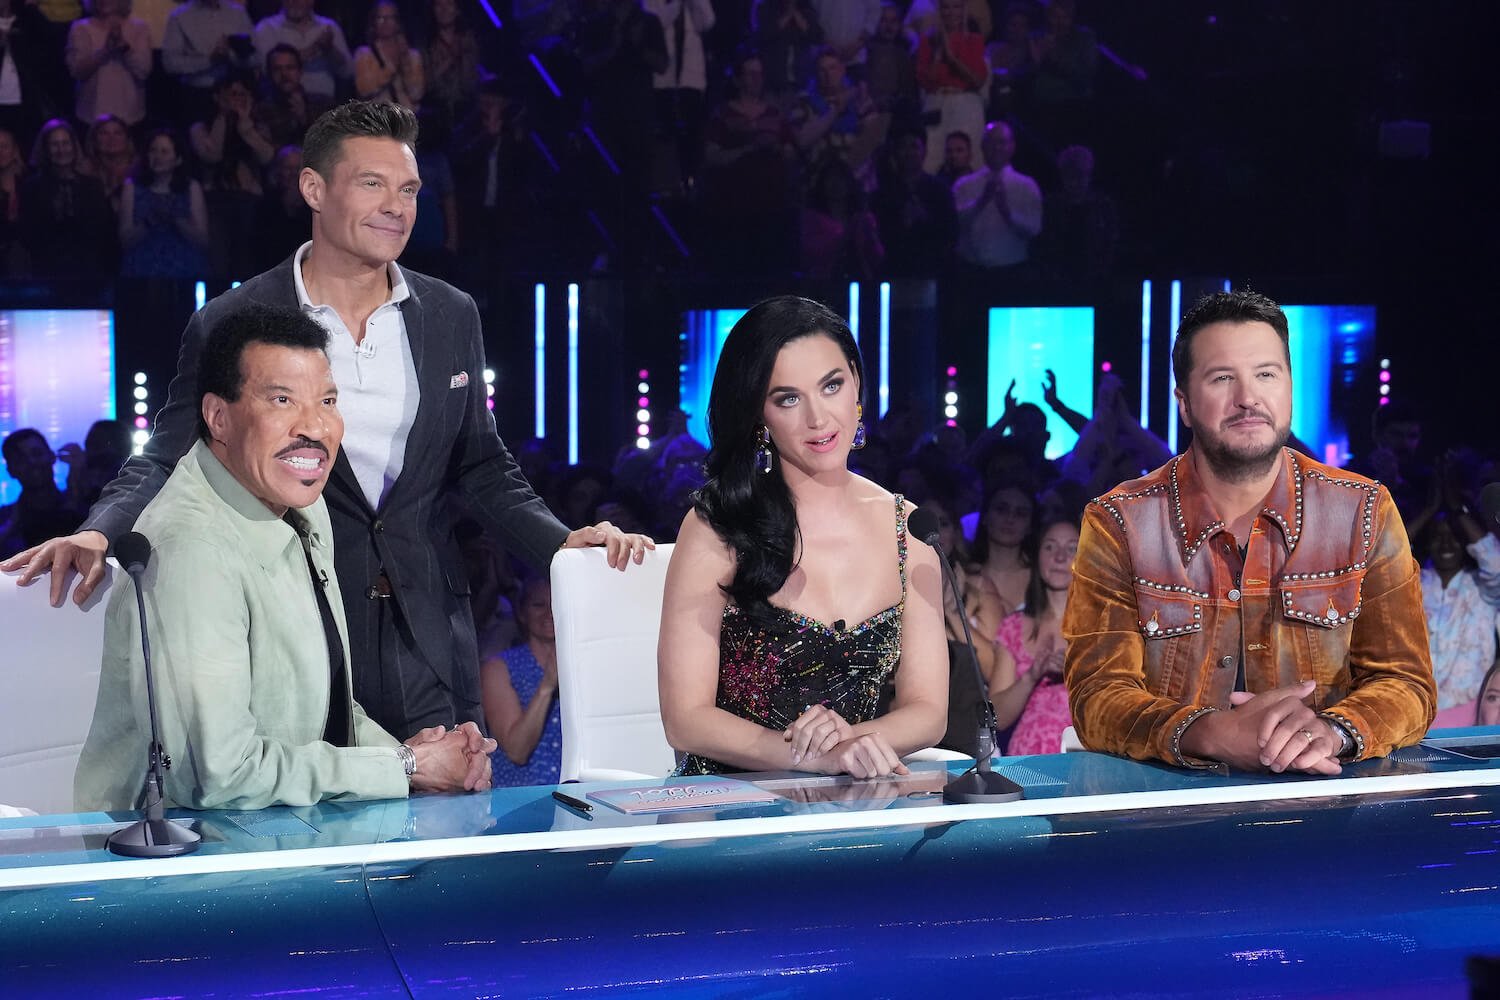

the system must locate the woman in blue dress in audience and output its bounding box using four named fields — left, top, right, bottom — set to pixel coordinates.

left=659, top=296, right=948, bottom=778
left=118, top=128, right=209, bottom=278
left=482, top=575, right=563, bottom=786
